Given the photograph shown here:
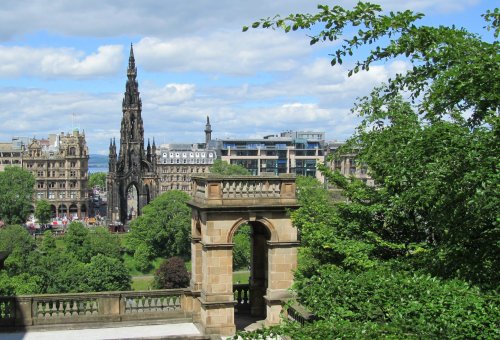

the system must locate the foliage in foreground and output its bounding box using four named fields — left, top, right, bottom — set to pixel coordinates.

left=239, top=2, right=500, bottom=338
